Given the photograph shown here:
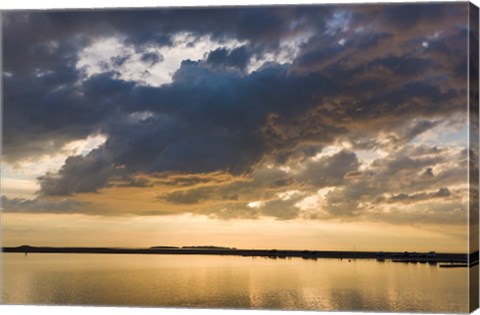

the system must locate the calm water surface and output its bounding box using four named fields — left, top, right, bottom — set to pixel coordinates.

left=2, top=253, right=469, bottom=312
